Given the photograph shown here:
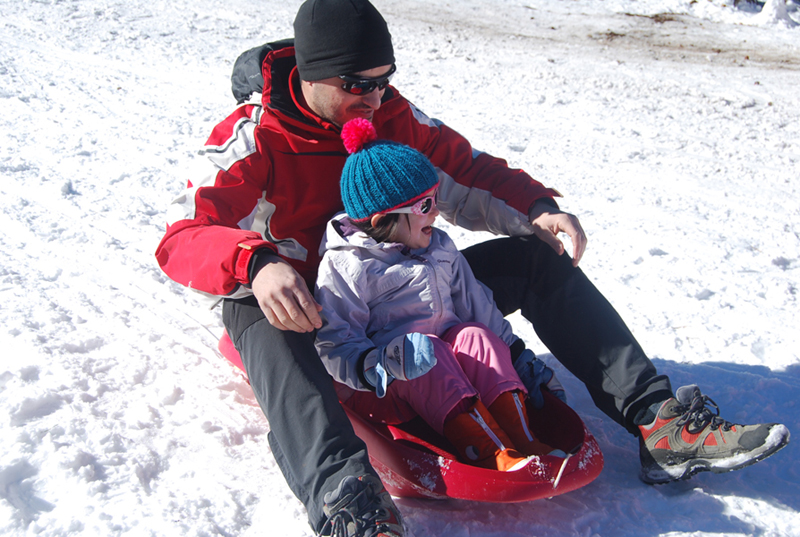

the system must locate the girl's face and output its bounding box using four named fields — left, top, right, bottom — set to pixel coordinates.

left=369, top=188, right=440, bottom=249
left=394, top=207, right=439, bottom=249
